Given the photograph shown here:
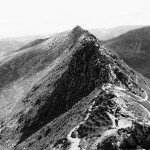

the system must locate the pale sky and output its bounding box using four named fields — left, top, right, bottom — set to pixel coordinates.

left=0, top=0, right=150, bottom=38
